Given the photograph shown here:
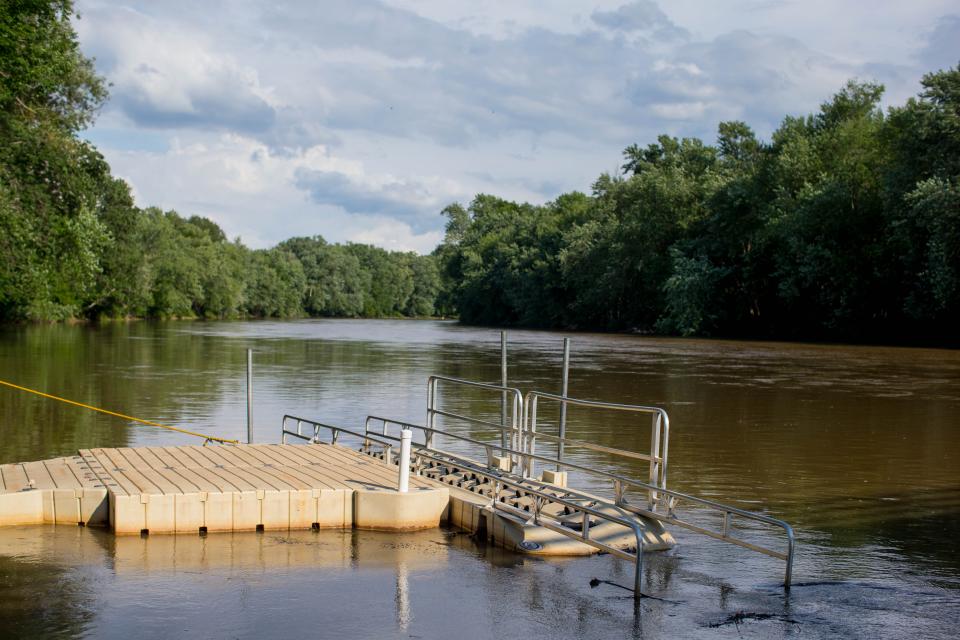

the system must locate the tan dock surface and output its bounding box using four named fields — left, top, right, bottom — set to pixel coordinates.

left=0, top=444, right=452, bottom=533
left=0, top=442, right=671, bottom=560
